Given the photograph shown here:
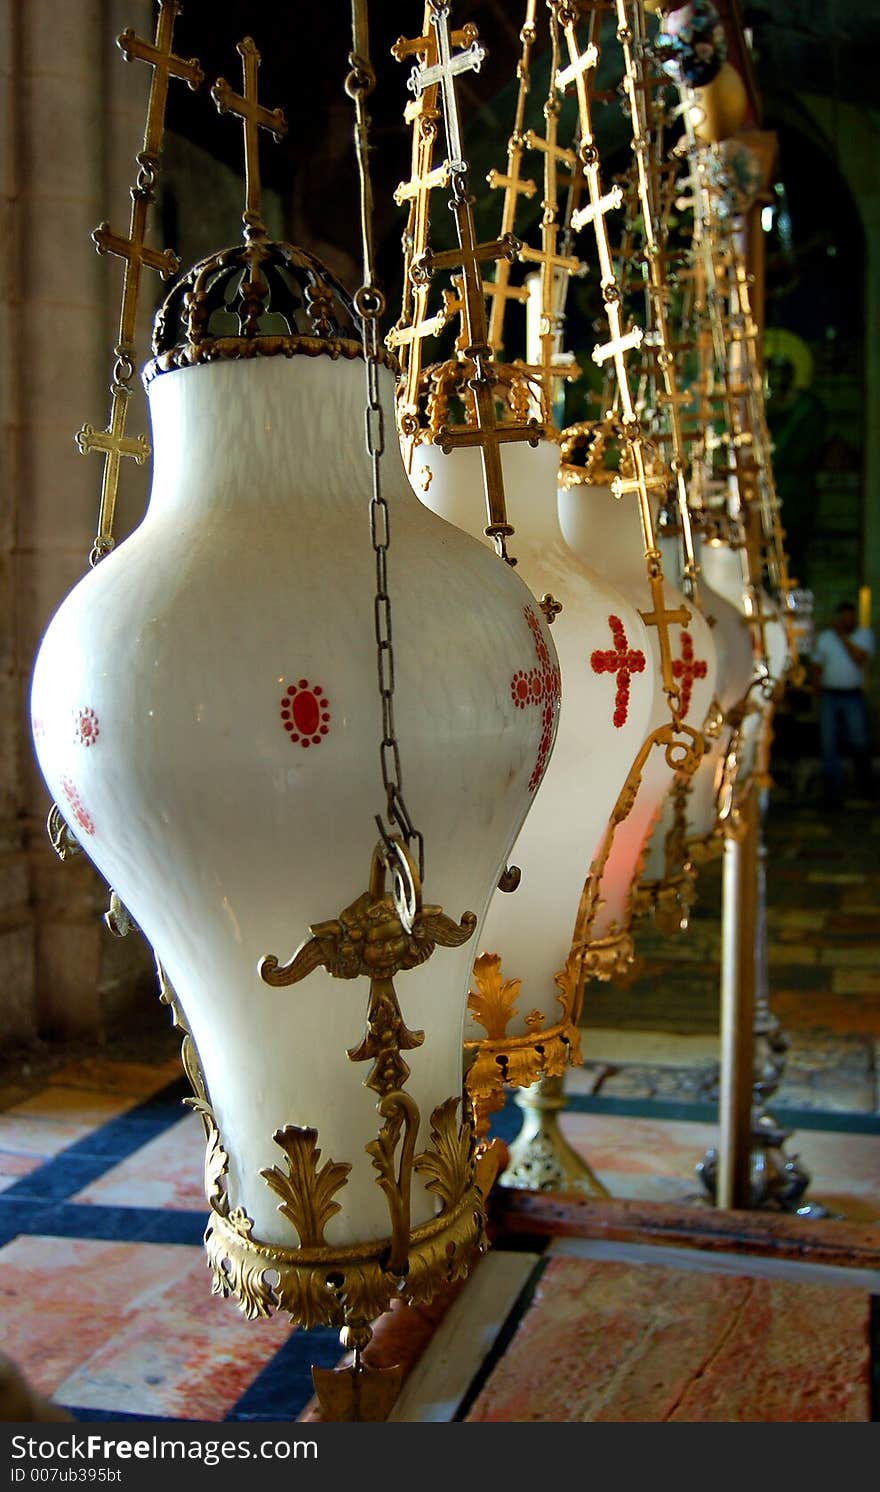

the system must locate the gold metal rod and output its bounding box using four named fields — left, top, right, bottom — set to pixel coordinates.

left=486, top=0, right=538, bottom=353
left=717, top=785, right=758, bottom=1209
left=559, top=4, right=685, bottom=709
left=620, top=0, right=700, bottom=601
